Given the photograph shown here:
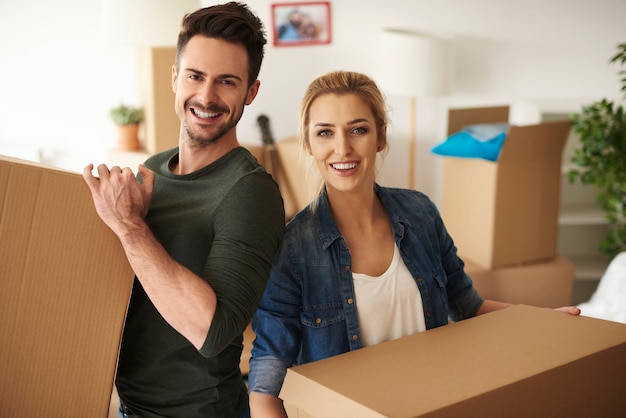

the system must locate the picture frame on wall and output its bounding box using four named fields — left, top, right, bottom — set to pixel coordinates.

left=271, top=2, right=332, bottom=47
